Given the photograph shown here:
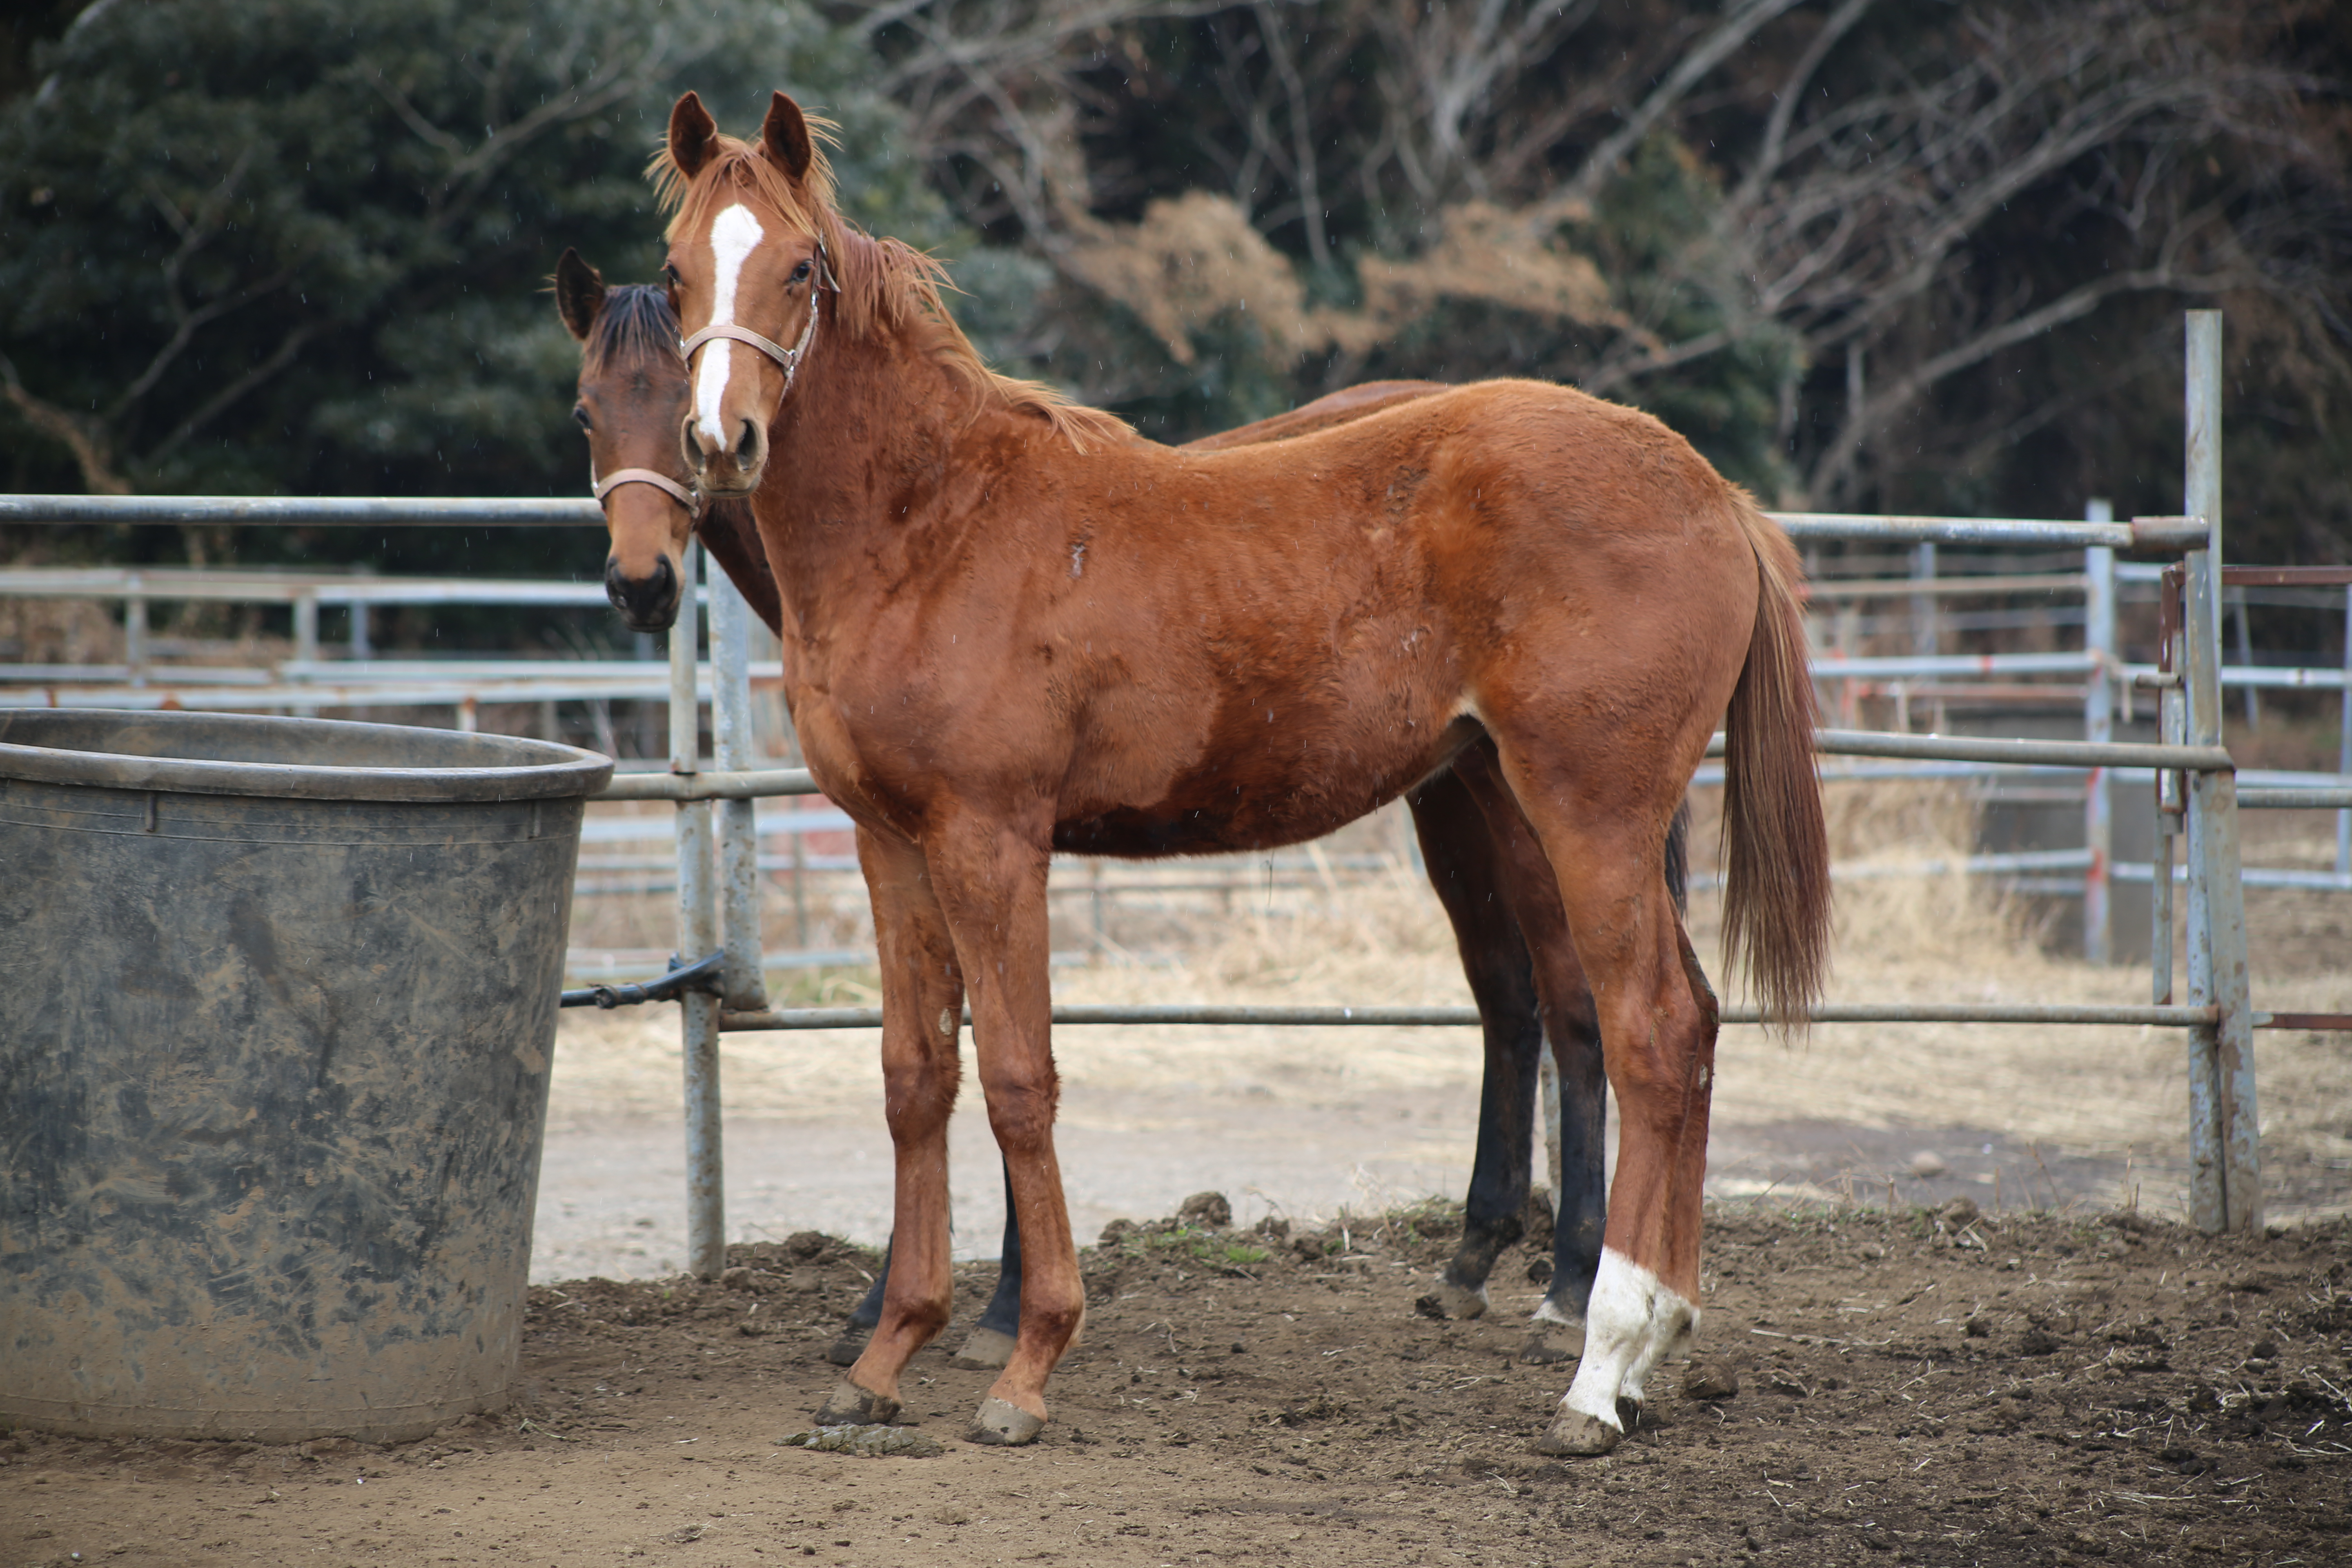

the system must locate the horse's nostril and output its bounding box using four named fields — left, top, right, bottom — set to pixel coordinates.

left=733, top=419, right=760, bottom=465
left=605, top=554, right=680, bottom=628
